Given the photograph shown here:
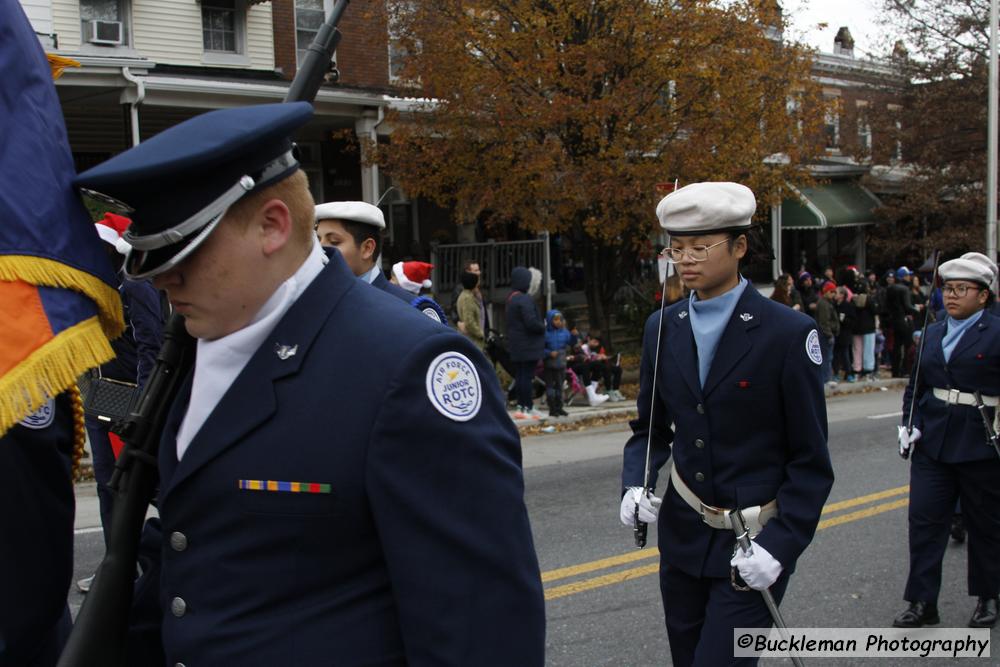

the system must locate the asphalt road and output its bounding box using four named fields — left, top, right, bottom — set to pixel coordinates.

left=525, top=388, right=999, bottom=666
left=68, top=387, right=998, bottom=664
